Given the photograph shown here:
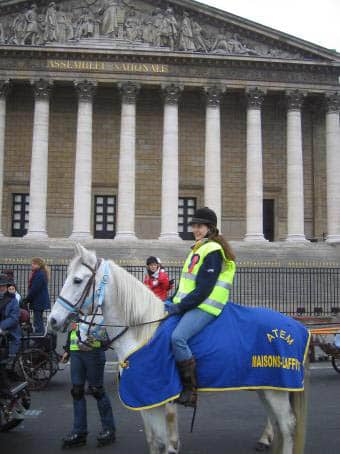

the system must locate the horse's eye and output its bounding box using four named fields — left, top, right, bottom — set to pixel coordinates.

left=73, top=277, right=82, bottom=284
